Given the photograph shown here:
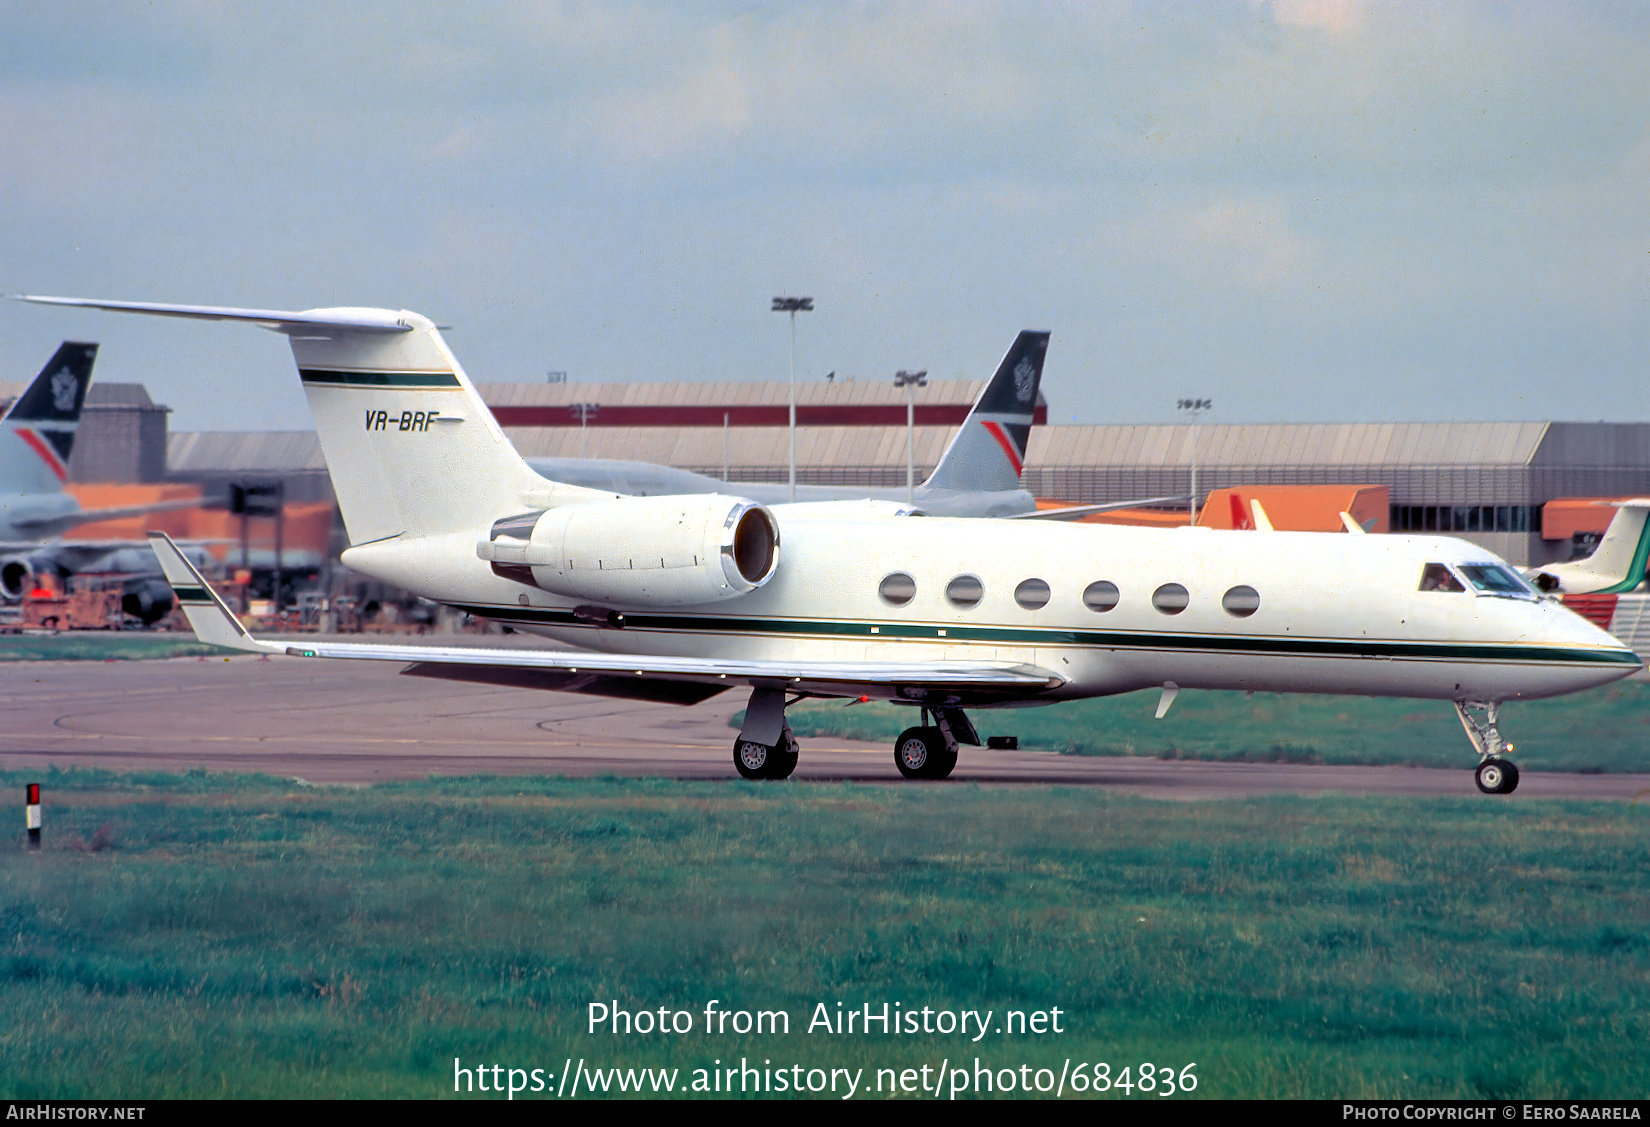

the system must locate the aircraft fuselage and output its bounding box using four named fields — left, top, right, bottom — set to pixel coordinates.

left=343, top=513, right=1638, bottom=708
